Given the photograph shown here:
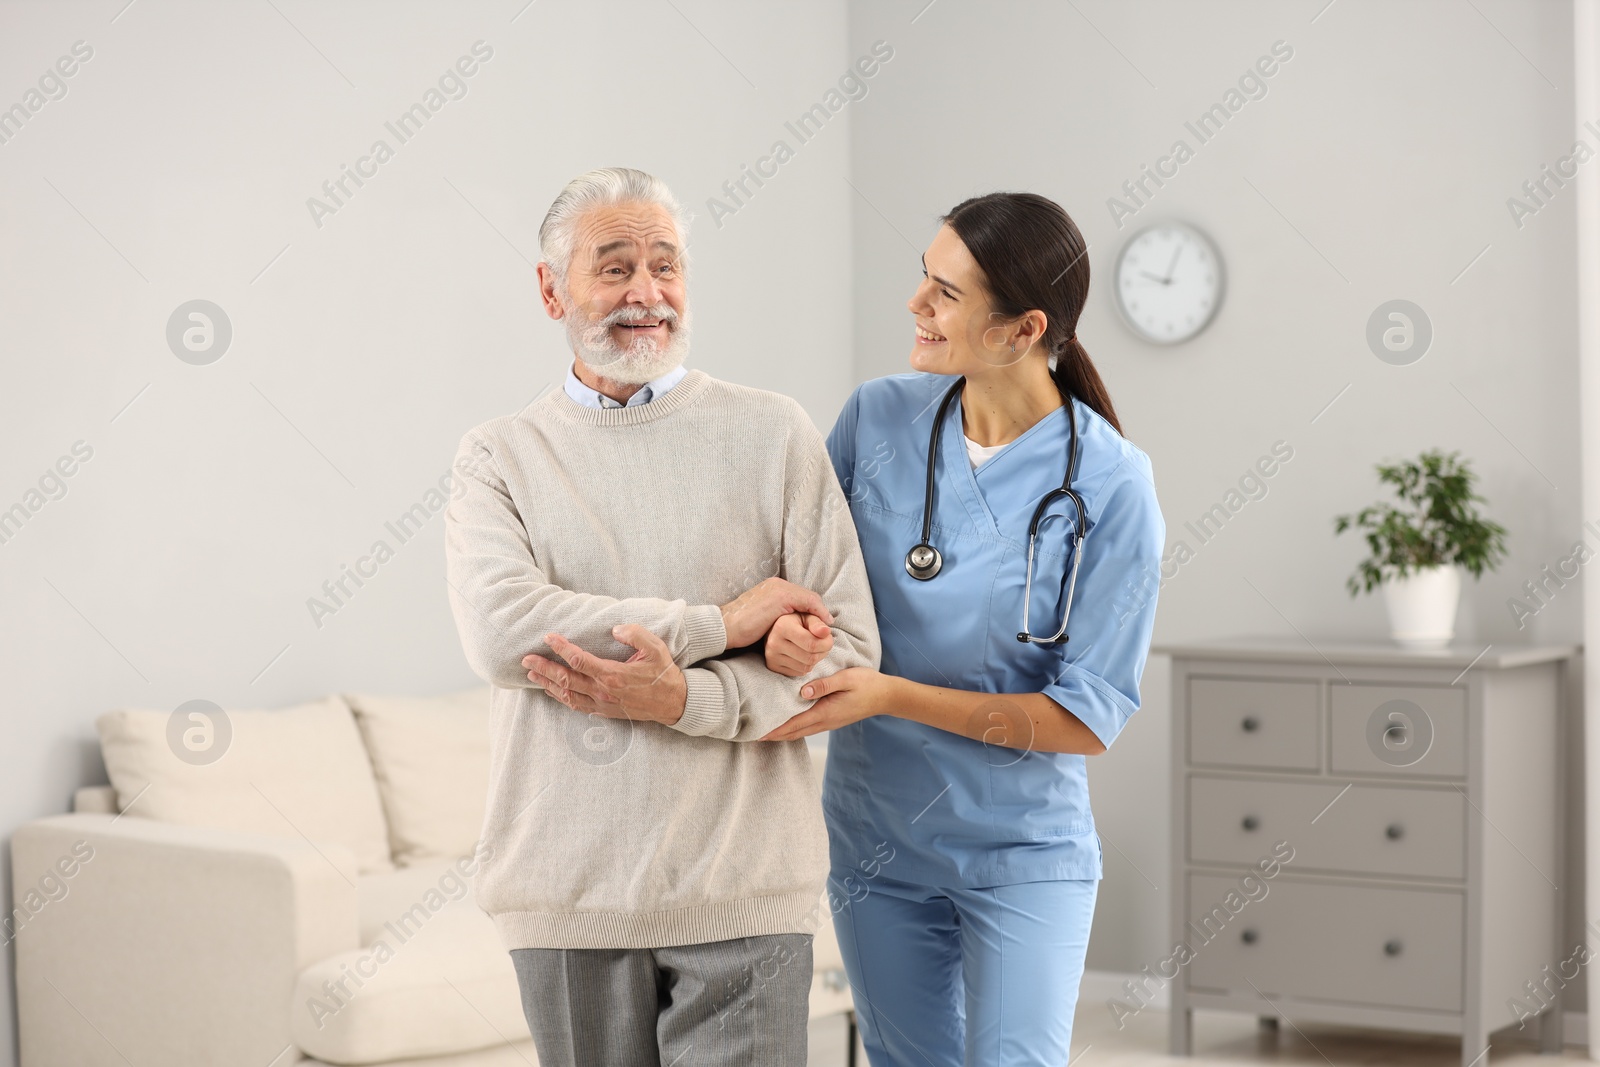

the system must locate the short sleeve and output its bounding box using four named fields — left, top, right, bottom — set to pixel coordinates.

left=825, top=383, right=864, bottom=500
left=1039, top=453, right=1165, bottom=750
